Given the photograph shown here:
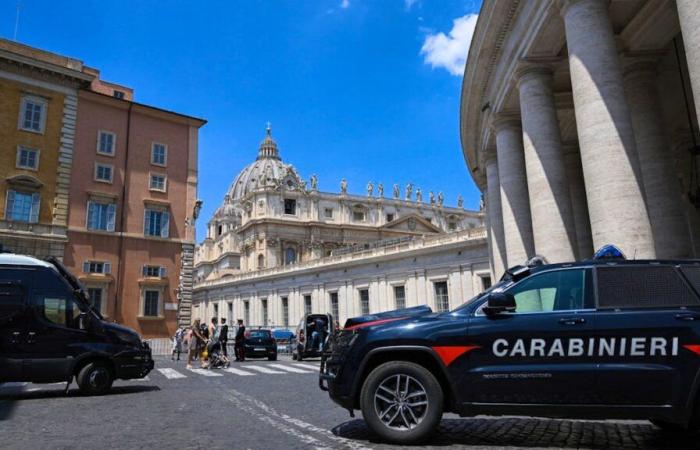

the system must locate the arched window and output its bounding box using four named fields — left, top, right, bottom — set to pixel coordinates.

left=285, top=247, right=297, bottom=265
left=258, top=254, right=265, bottom=269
